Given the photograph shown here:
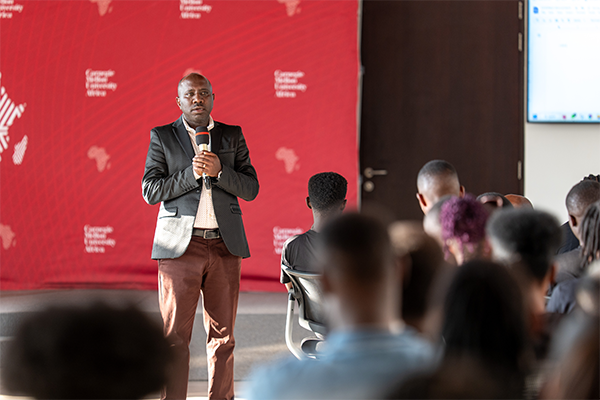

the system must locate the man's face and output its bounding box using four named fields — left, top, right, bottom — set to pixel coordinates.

left=176, top=75, right=214, bottom=128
